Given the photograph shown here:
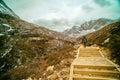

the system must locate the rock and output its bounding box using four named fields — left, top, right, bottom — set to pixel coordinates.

left=47, top=73, right=58, bottom=80
left=26, top=77, right=32, bottom=80
left=46, top=65, right=54, bottom=72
